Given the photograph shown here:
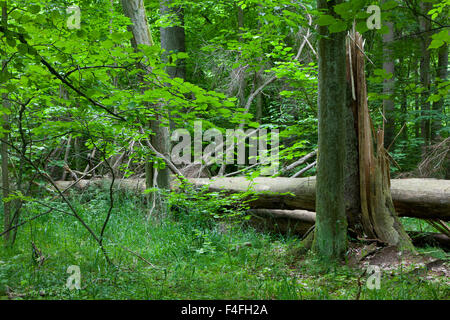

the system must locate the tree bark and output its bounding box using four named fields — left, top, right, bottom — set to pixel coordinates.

left=53, top=176, right=450, bottom=221
left=187, top=176, right=450, bottom=220
left=419, top=2, right=432, bottom=146
left=160, top=0, right=186, bottom=80
left=1, top=1, right=11, bottom=245
left=121, top=0, right=171, bottom=209
left=345, top=39, right=363, bottom=237
left=382, top=18, right=396, bottom=148
left=313, top=0, right=348, bottom=259
left=235, top=6, right=247, bottom=107
left=432, top=44, right=448, bottom=141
